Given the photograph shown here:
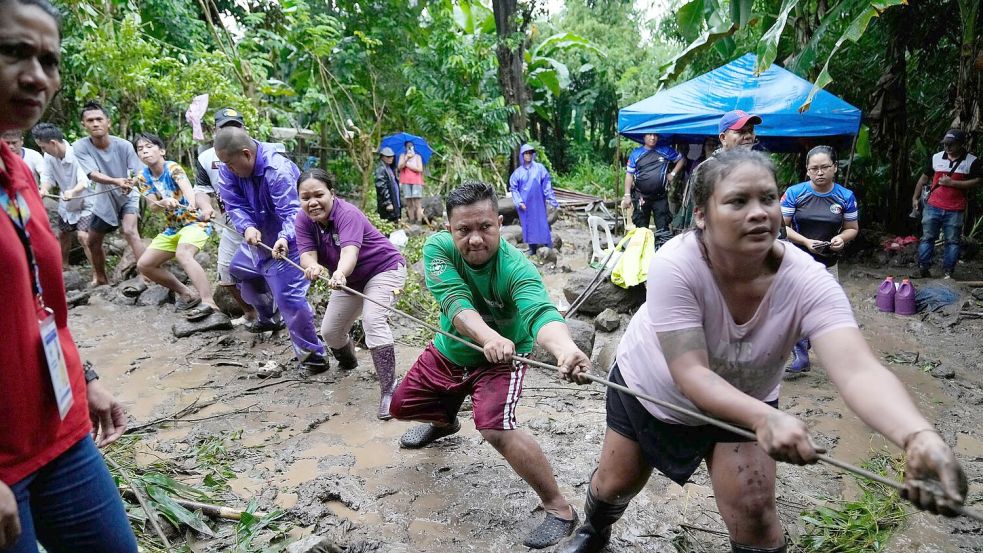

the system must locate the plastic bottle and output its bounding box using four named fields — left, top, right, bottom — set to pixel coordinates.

left=876, top=276, right=896, bottom=313
left=895, top=278, right=917, bottom=316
